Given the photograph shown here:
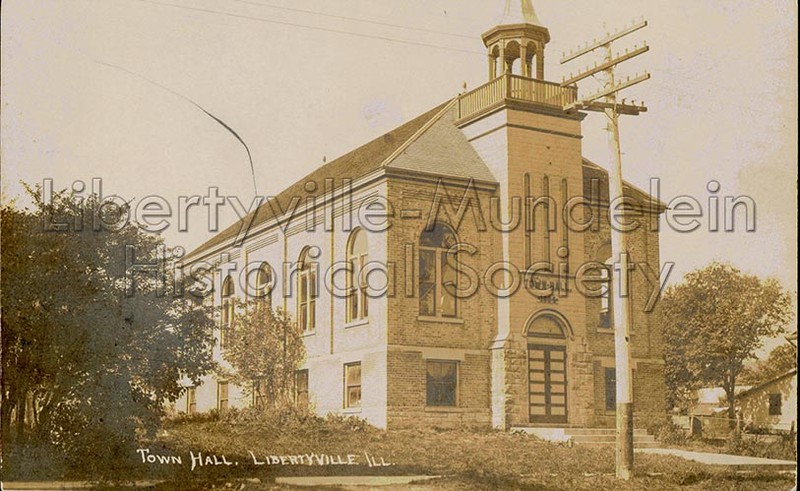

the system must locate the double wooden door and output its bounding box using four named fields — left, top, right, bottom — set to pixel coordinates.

left=528, top=344, right=567, bottom=424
